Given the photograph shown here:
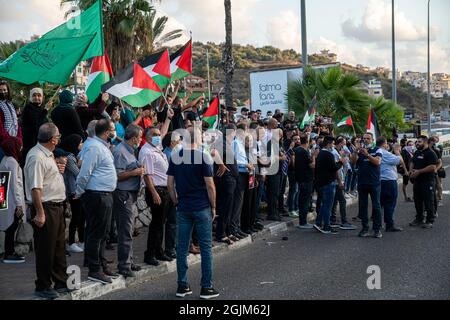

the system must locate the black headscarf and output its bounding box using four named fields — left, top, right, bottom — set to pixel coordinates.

left=59, top=134, right=82, bottom=156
